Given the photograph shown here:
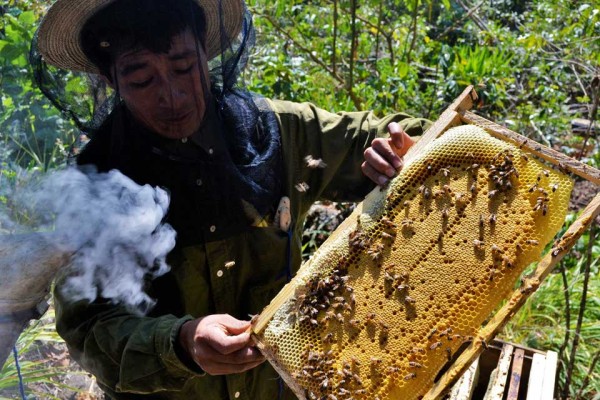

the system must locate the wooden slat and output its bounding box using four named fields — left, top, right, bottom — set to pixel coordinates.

left=506, top=348, right=525, bottom=400
left=483, top=343, right=514, bottom=400
left=527, top=353, right=547, bottom=400
left=541, top=351, right=558, bottom=400
left=460, top=110, right=600, bottom=185
left=449, top=357, right=480, bottom=400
